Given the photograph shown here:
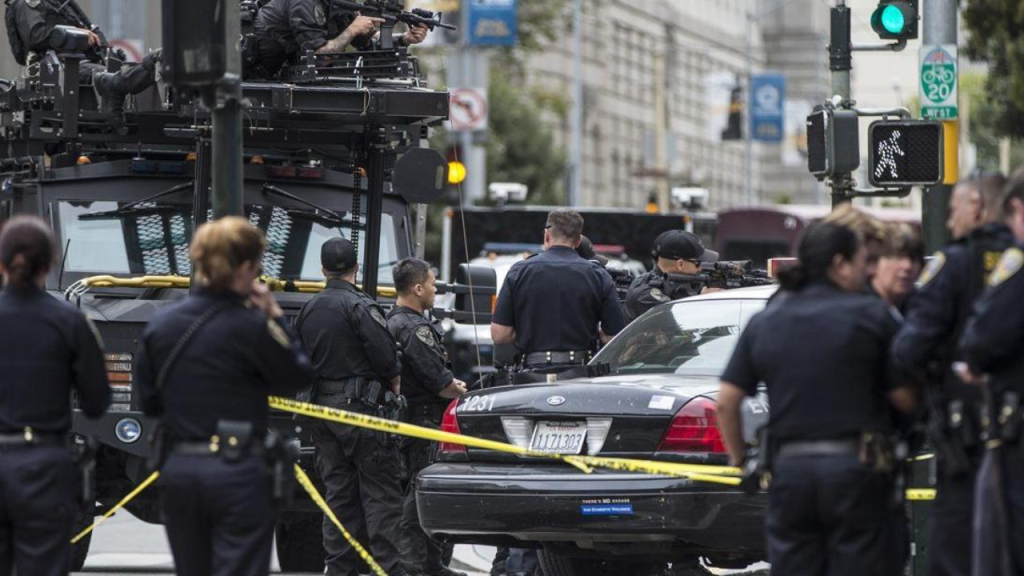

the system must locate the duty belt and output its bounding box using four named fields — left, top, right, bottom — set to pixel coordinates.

left=0, top=428, right=64, bottom=448
left=776, top=438, right=860, bottom=458
left=171, top=438, right=265, bottom=457
left=317, top=377, right=386, bottom=407
left=524, top=350, right=590, bottom=367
